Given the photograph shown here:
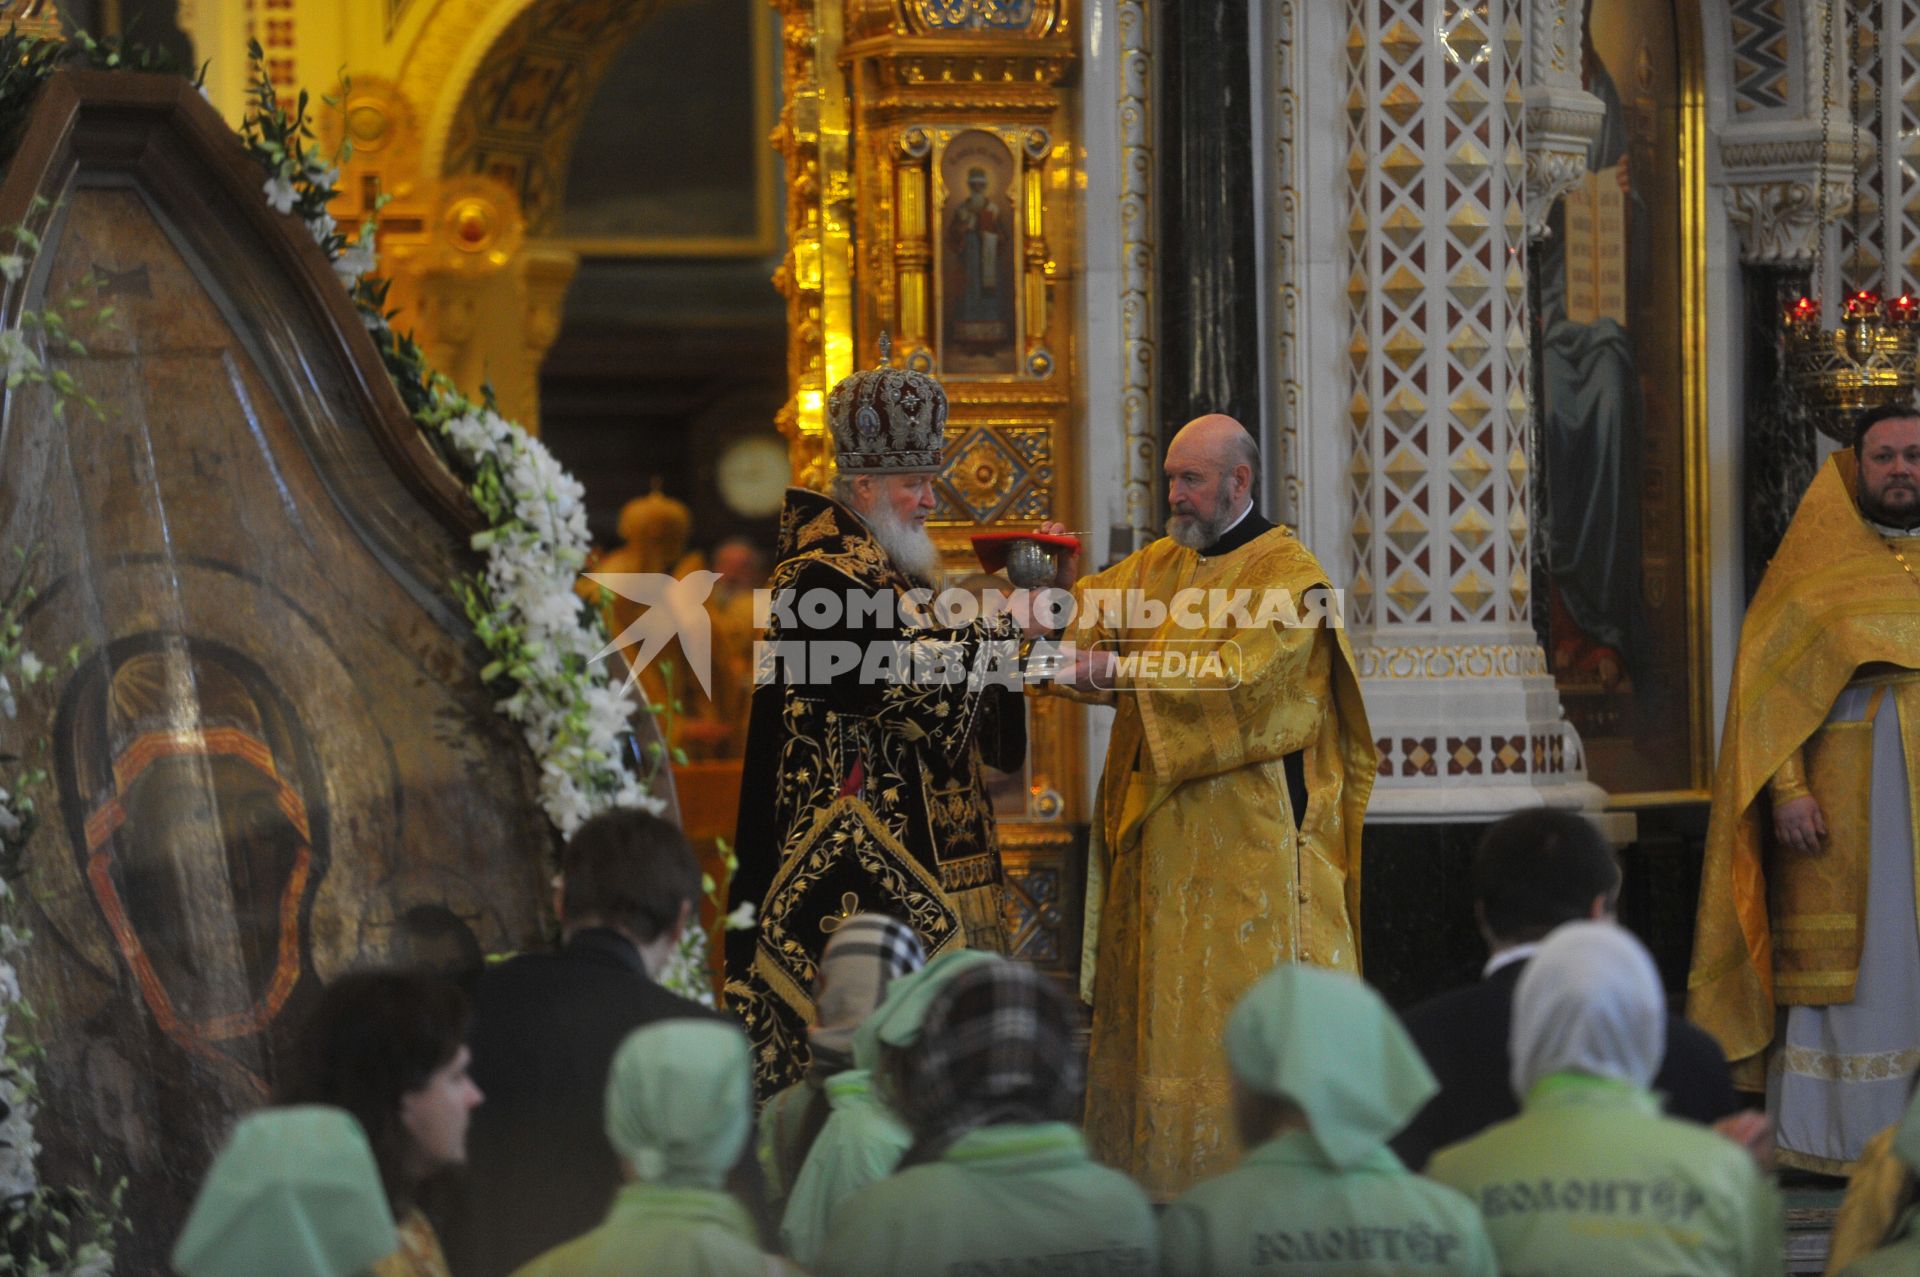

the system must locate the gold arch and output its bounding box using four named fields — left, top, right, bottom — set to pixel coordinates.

left=307, top=0, right=686, bottom=428
left=414, top=0, right=671, bottom=232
